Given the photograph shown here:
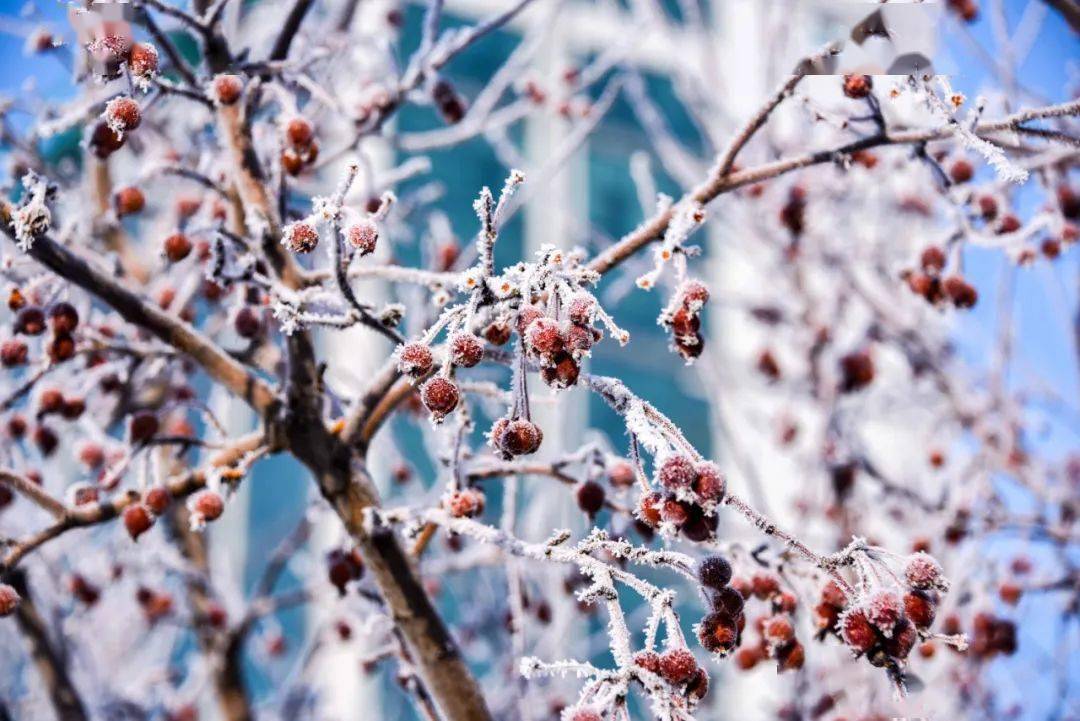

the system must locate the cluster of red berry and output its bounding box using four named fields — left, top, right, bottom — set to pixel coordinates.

left=902, top=246, right=978, bottom=309
left=635, top=454, right=725, bottom=542
left=5, top=294, right=79, bottom=366
left=659, top=280, right=709, bottom=362
left=520, top=293, right=602, bottom=390
left=632, top=646, right=709, bottom=706
left=281, top=116, right=319, bottom=177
